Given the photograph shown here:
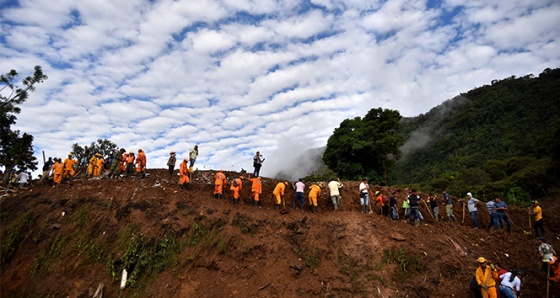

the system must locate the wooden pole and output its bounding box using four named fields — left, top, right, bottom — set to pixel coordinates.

left=42, top=151, right=46, bottom=163
left=423, top=201, right=435, bottom=221
left=462, top=202, right=466, bottom=224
